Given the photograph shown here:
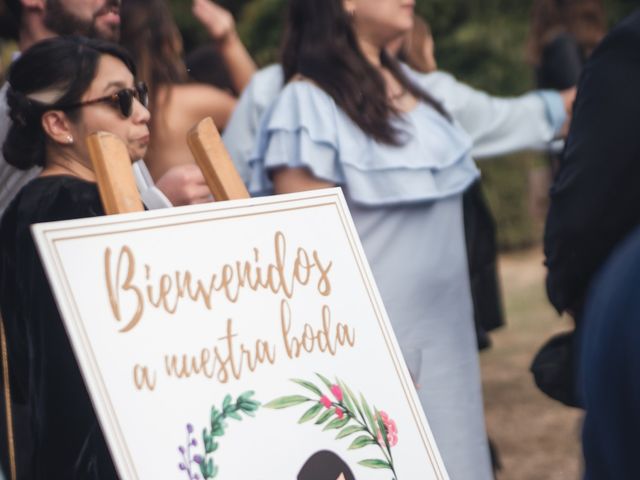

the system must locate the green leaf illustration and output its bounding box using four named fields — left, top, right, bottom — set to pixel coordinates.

left=291, top=378, right=323, bottom=397
left=336, top=425, right=365, bottom=440
left=188, top=392, right=261, bottom=480
left=323, top=416, right=350, bottom=431
left=360, top=394, right=377, bottom=434
left=315, top=408, right=335, bottom=425
left=227, top=410, right=242, bottom=421
left=263, top=395, right=310, bottom=409
left=315, top=372, right=333, bottom=390
left=237, top=391, right=256, bottom=403
left=262, top=375, right=398, bottom=479
left=343, top=382, right=365, bottom=424
left=358, top=458, right=392, bottom=470
left=349, top=435, right=377, bottom=450
left=338, top=379, right=355, bottom=412
left=298, top=402, right=323, bottom=424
